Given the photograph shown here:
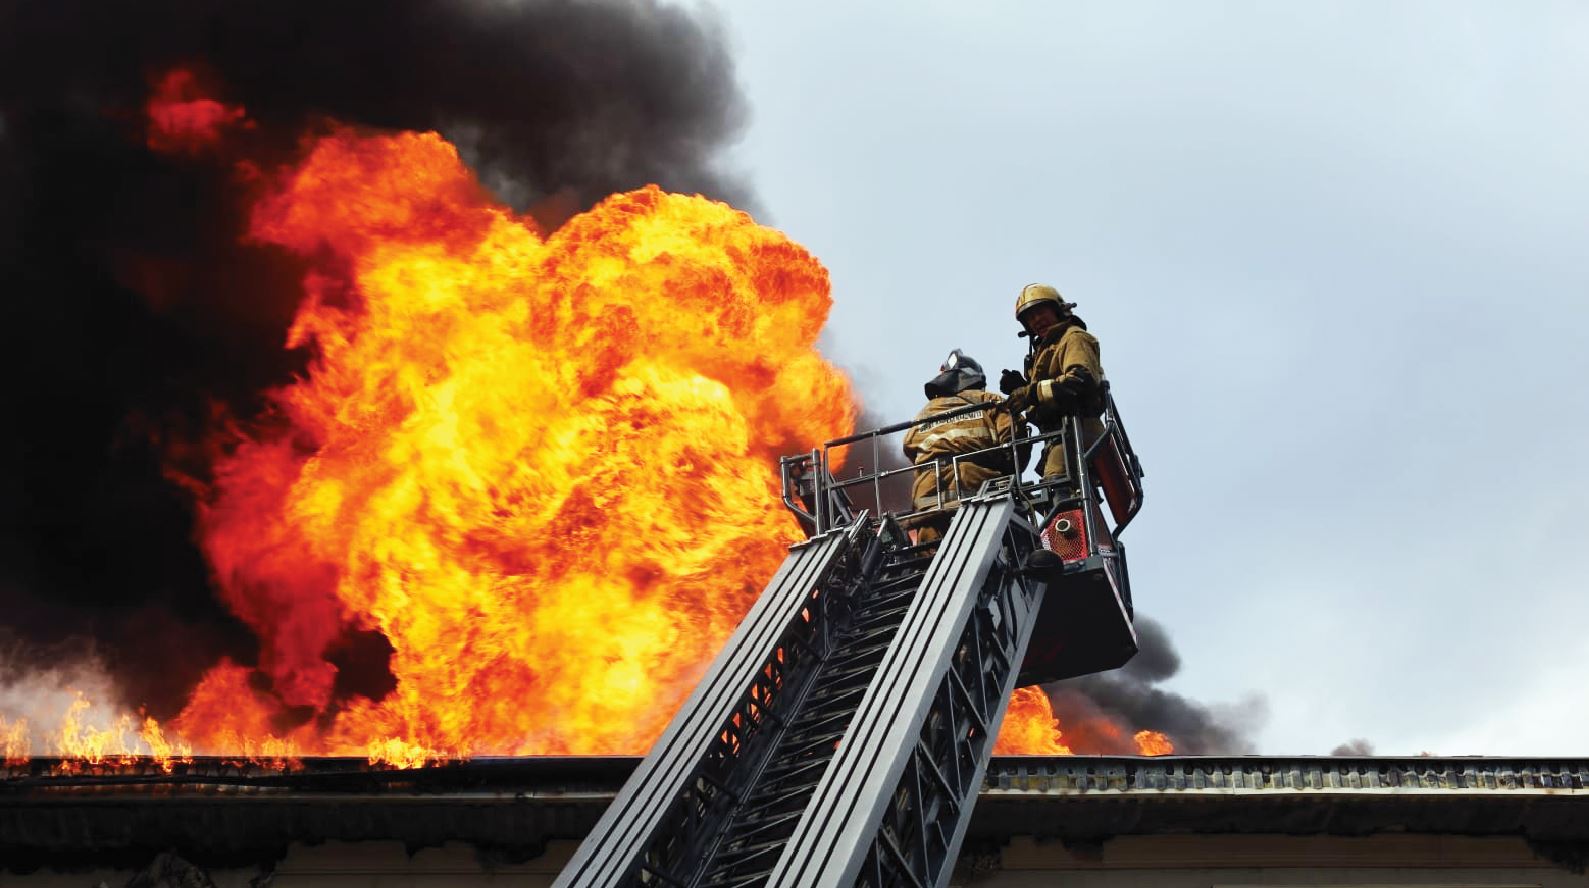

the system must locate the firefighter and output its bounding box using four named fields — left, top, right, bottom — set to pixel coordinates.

left=901, top=349, right=1027, bottom=543
left=998, top=283, right=1106, bottom=494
